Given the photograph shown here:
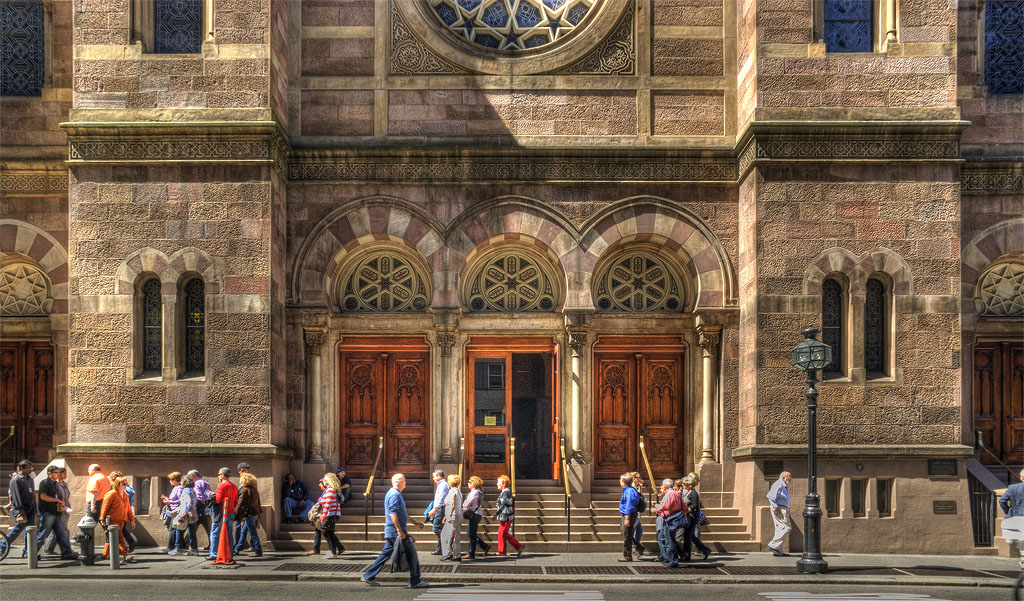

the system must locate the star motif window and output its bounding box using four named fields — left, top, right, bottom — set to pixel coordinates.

left=593, top=251, right=685, bottom=313
left=339, top=251, right=431, bottom=312
left=977, top=262, right=1024, bottom=317
left=465, top=250, right=559, bottom=312
left=427, top=0, right=597, bottom=52
left=0, top=262, right=51, bottom=315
